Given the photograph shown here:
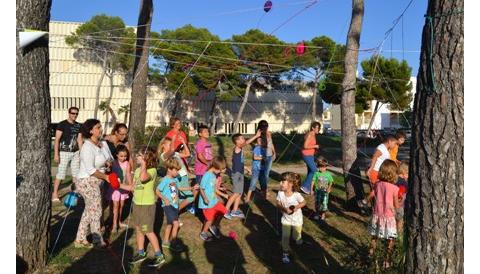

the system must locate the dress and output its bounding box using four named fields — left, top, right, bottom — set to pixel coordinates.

left=368, top=181, right=399, bottom=239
